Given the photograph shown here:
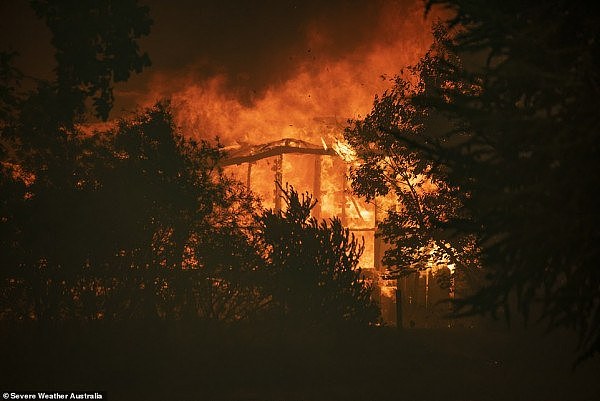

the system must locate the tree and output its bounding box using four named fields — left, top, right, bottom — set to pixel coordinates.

left=344, top=24, right=480, bottom=299
left=1, top=0, right=153, bottom=321
left=344, top=86, right=472, bottom=282
left=1, top=102, right=268, bottom=322
left=257, top=184, right=380, bottom=326
left=381, top=1, right=600, bottom=359
left=30, top=0, right=152, bottom=121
